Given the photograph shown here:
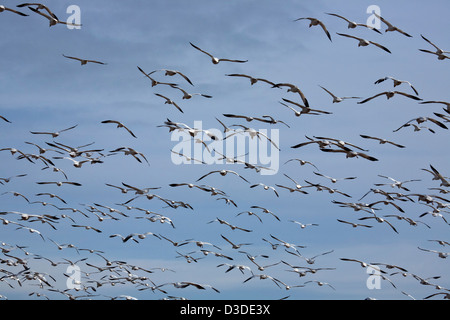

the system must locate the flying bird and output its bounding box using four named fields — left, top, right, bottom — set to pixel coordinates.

left=294, top=17, right=332, bottom=42
left=280, top=99, right=331, bottom=117
left=337, top=219, right=373, bottom=229
left=17, top=3, right=57, bottom=18
left=419, top=34, right=450, bottom=60
left=319, top=85, right=361, bottom=103
left=0, top=5, right=28, bottom=16
left=374, top=175, right=421, bottom=192
left=359, top=135, right=405, bottom=148
left=110, top=147, right=149, bottom=165
left=0, top=115, right=11, bottom=123
left=250, top=183, right=279, bottom=197
left=62, top=54, right=106, bottom=65
left=273, top=83, right=310, bottom=108
left=101, top=120, right=137, bottom=138
left=358, top=91, right=422, bottom=104
left=336, top=33, right=391, bottom=53
left=28, top=7, right=81, bottom=27
left=320, top=148, right=379, bottom=162
left=197, top=169, right=250, bottom=183
left=190, top=42, right=248, bottom=64
left=284, top=158, right=319, bottom=170
left=358, top=215, right=399, bottom=234
left=29, top=125, right=78, bottom=138
left=374, top=13, right=412, bottom=37
left=289, top=220, right=319, bottom=229
left=220, top=235, right=252, bottom=249
left=36, top=181, right=82, bottom=187
left=313, top=171, right=357, bottom=183
left=154, top=93, right=183, bottom=113
left=225, top=73, right=278, bottom=87
left=148, top=69, right=194, bottom=86
left=313, top=136, right=369, bottom=152
left=137, top=66, right=178, bottom=87
left=393, top=116, right=448, bottom=133
left=172, top=86, right=212, bottom=100
left=325, top=12, right=382, bottom=33
left=425, top=164, right=450, bottom=187
left=374, top=76, right=419, bottom=96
